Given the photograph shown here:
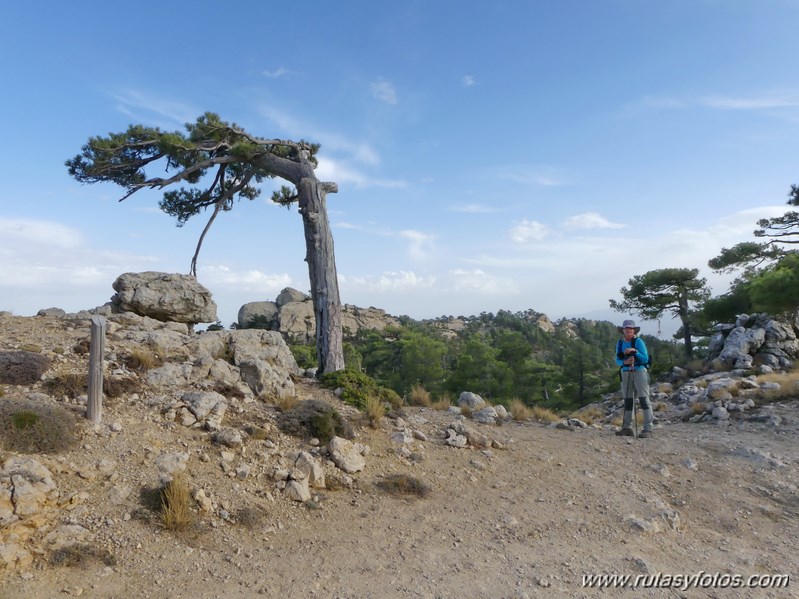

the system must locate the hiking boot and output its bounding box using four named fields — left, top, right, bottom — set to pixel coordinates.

left=638, top=430, right=653, bottom=439
left=615, top=428, right=634, bottom=437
